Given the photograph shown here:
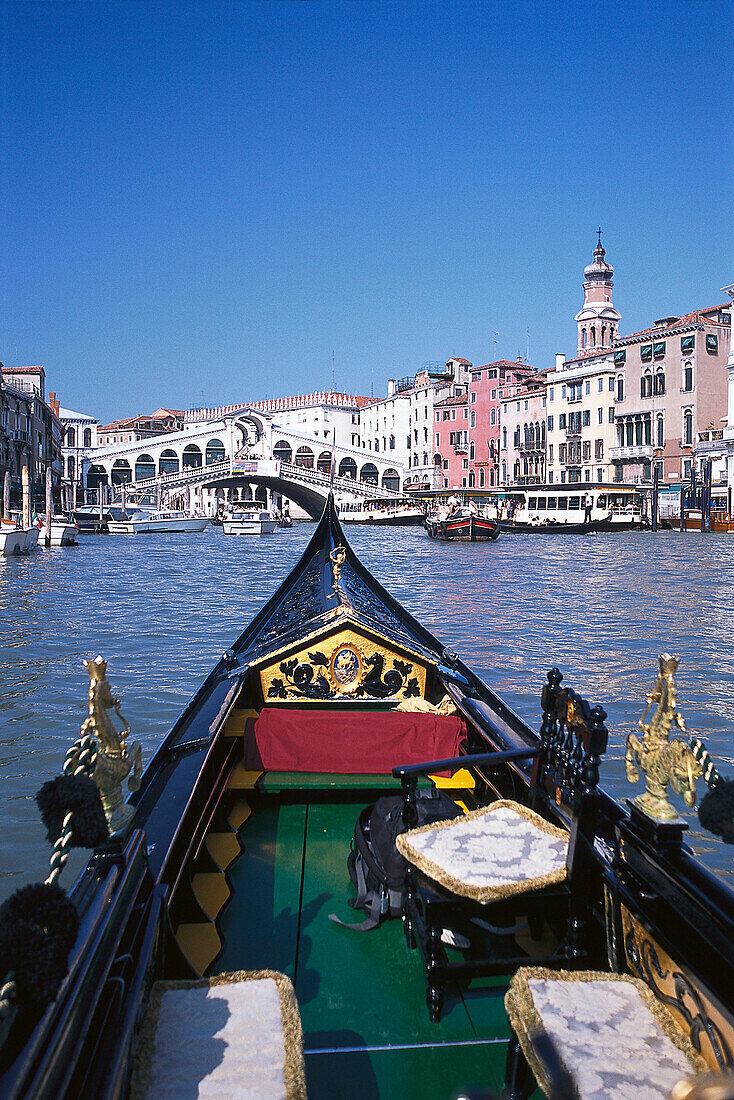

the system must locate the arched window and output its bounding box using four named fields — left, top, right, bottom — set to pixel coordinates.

left=541, top=422, right=546, bottom=445
left=683, top=410, right=693, bottom=446
left=389, top=434, right=395, bottom=450
left=469, top=441, right=475, bottom=460
left=134, top=453, right=155, bottom=481
left=468, top=470, right=475, bottom=487
left=479, top=468, right=485, bottom=487
left=601, top=325, right=606, bottom=346
left=490, top=408, right=496, bottom=426
left=490, top=468, right=495, bottom=487
left=205, top=438, right=225, bottom=464
left=360, top=462, right=379, bottom=484
left=295, top=446, right=314, bottom=468
left=591, top=326, right=596, bottom=347
left=657, top=415, right=664, bottom=447
left=159, top=449, right=179, bottom=475
left=273, top=440, right=292, bottom=464
left=381, top=468, right=400, bottom=492
left=654, top=370, right=665, bottom=396
left=502, top=426, right=507, bottom=448
left=87, top=464, right=107, bottom=488
left=514, top=427, right=520, bottom=447
left=83, top=428, right=92, bottom=447
left=317, top=451, right=332, bottom=474
left=502, top=461, right=507, bottom=482
left=66, top=426, right=76, bottom=447
left=582, top=329, right=587, bottom=349
left=514, top=460, right=521, bottom=480
left=617, top=376, right=624, bottom=401
left=67, top=455, right=75, bottom=479
left=683, top=364, right=693, bottom=392
left=338, top=456, right=357, bottom=479
left=641, top=373, right=652, bottom=398
left=182, top=444, right=202, bottom=469
left=374, top=438, right=379, bottom=452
